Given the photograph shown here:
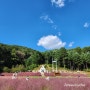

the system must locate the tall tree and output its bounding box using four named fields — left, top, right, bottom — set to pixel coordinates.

left=58, top=47, right=68, bottom=68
